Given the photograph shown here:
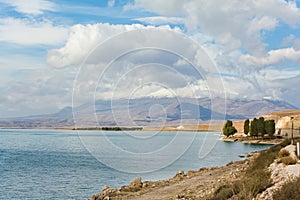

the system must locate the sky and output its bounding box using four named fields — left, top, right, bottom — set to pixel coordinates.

left=0, top=0, right=300, bottom=117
